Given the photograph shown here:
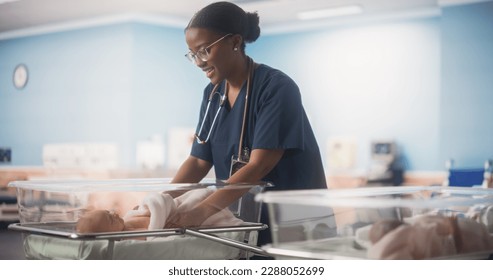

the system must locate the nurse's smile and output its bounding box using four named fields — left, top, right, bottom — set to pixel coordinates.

left=203, top=66, right=215, bottom=78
